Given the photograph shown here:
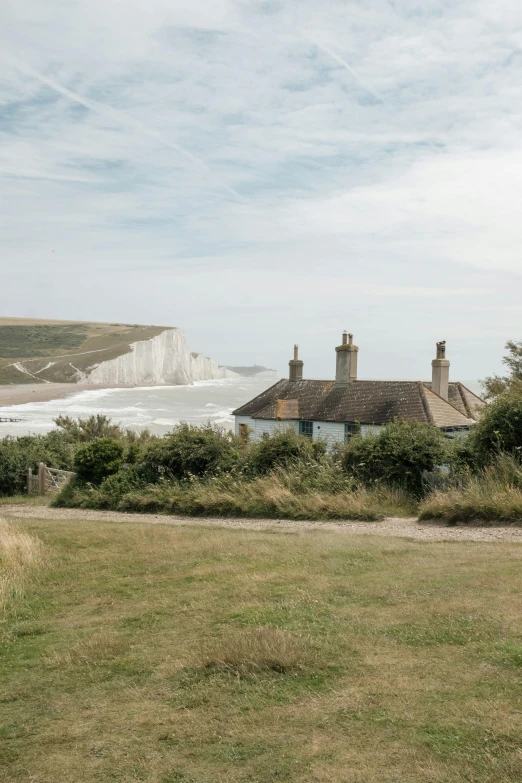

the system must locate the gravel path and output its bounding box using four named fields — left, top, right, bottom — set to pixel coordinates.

left=3, top=504, right=522, bottom=543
